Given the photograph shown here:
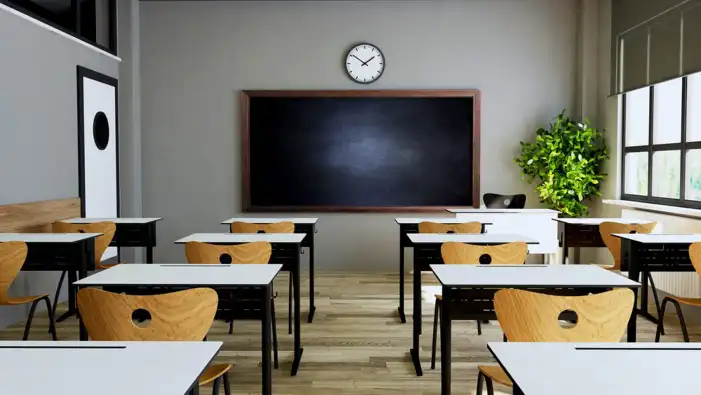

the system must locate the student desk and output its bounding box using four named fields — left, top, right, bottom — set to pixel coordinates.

left=554, top=218, right=650, bottom=264
left=75, top=264, right=279, bottom=395
left=405, top=233, right=538, bottom=376
left=432, top=265, right=640, bottom=395
left=0, top=233, right=99, bottom=322
left=63, top=217, right=162, bottom=263
left=222, top=217, right=319, bottom=323
left=447, top=208, right=559, bottom=259
left=394, top=218, right=492, bottom=323
left=174, top=233, right=306, bottom=376
left=0, top=340, right=222, bottom=395
left=488, top=342, right=700, bottom=395
left=615, top=233, right=701, bottom=333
